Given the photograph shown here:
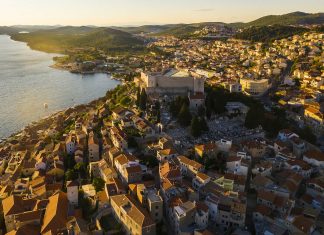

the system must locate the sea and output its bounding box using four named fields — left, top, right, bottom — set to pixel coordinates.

left=0, top=35, right=120, bottom=139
